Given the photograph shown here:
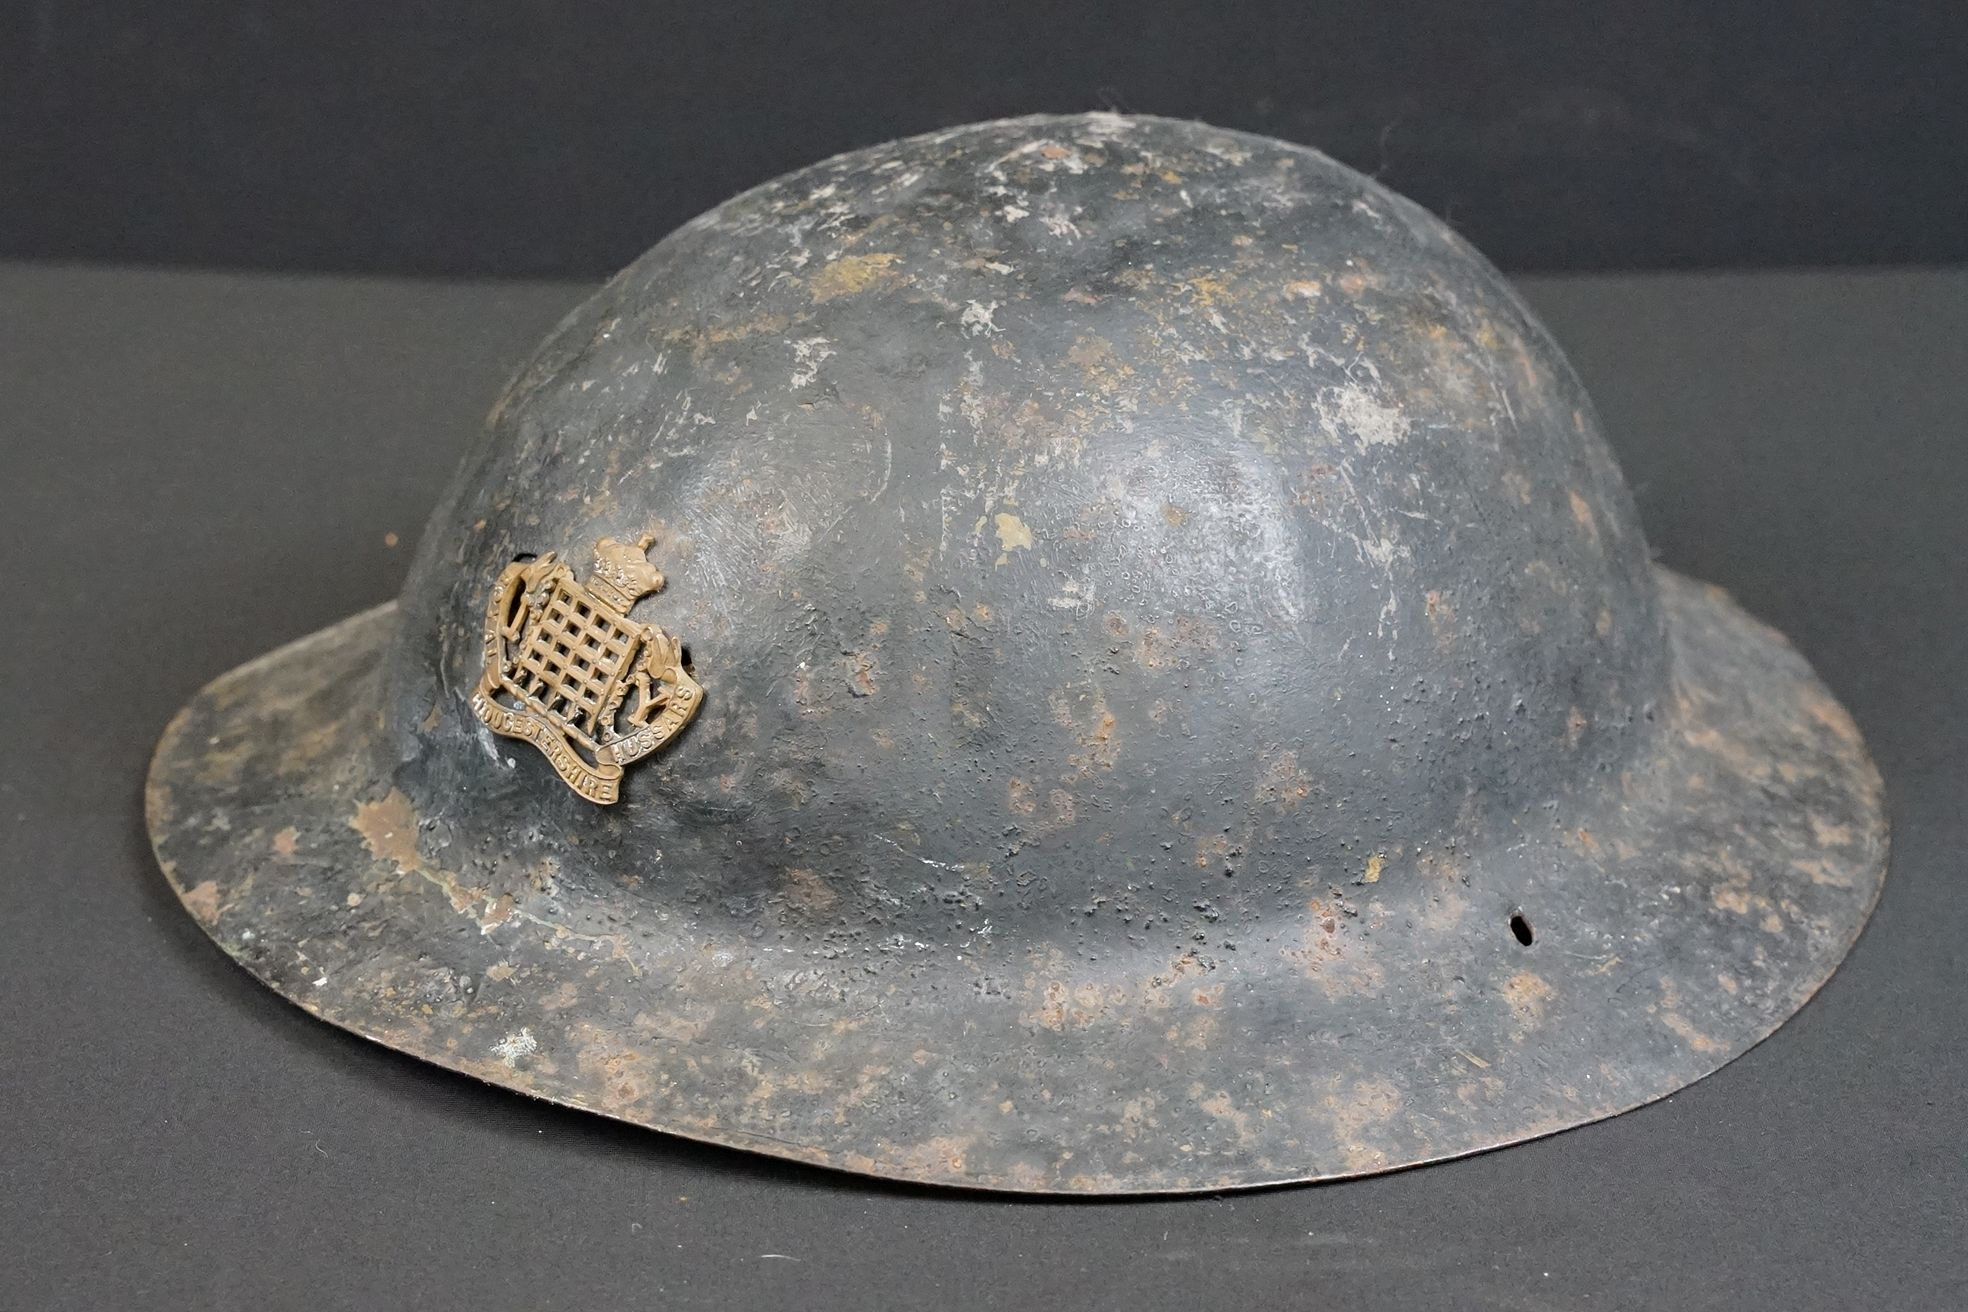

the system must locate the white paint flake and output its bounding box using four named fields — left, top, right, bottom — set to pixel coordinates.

left=1328, top=382, right=1412, bottom=448
left=961, top=301, right=1000, bottom=336
left=790, top=336, right=834, bottom=388
left=492, top=1028, right=538, bottom=1068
